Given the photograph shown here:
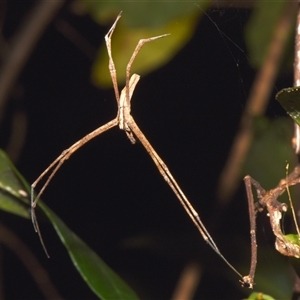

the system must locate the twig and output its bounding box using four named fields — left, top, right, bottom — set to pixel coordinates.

left=217, top=1, right=297, bottom=203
